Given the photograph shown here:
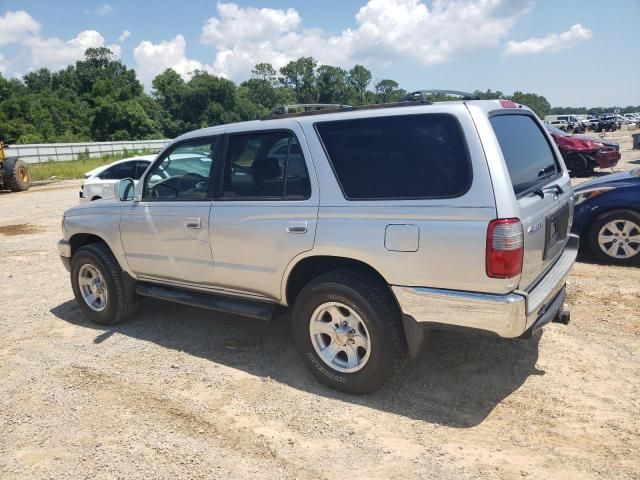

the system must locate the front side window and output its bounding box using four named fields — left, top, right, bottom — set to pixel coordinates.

left=134, top=161, right=150, bottom=180
left=222, top=131, right=311, bottom=199
left=143, top=139, right=217, bottom=200
left=315, top=114, right=472, bottom=199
